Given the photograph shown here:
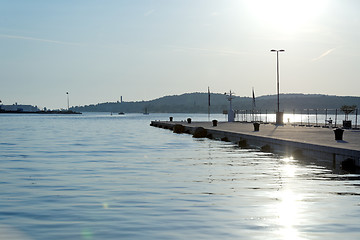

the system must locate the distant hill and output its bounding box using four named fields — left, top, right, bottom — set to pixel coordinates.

left=71, top=93, right=360, bottom=113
